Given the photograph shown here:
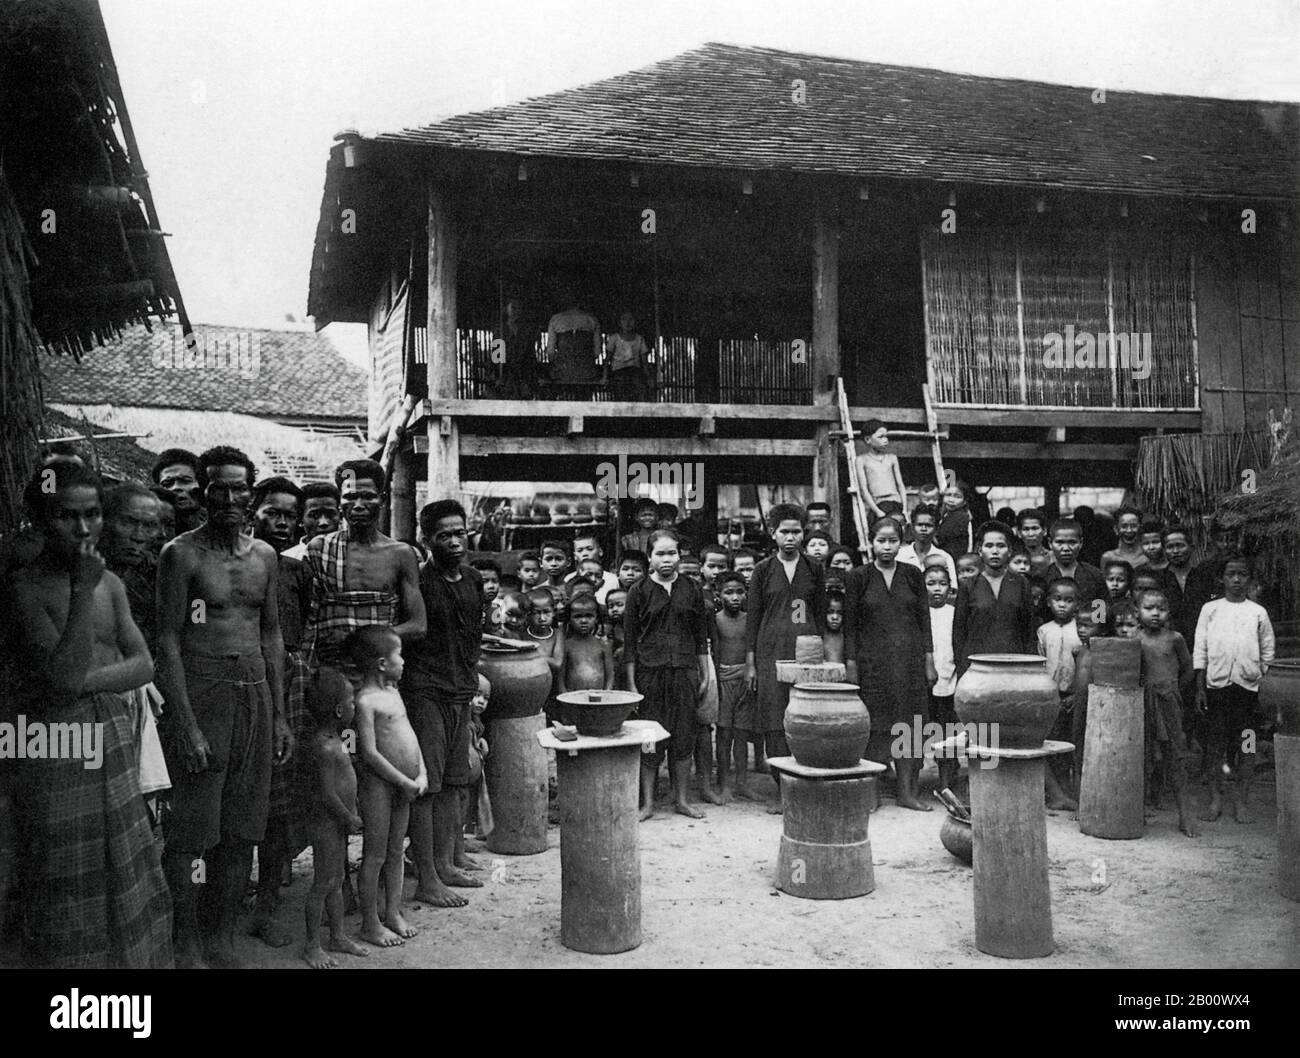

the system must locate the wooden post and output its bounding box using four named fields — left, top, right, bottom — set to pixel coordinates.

left=811, top=215, right=841, bottom=533
left=962, top=740, right=1072, bottom=958
left=485, top=714, right=549, bottom=856
left=426, top=183, right=461, bottom=502
left=1078, top=638, right=1144, bottom=839
left=389, top=448, right=416, bottom=542
left=538, top=721, right=668, bottom=954
left=1278, top=734, right=1300, bottom=901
